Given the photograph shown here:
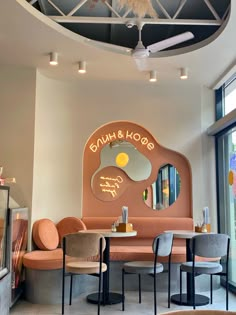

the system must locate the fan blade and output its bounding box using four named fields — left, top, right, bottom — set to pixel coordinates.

left=147, top=32, right=194, bottom=53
